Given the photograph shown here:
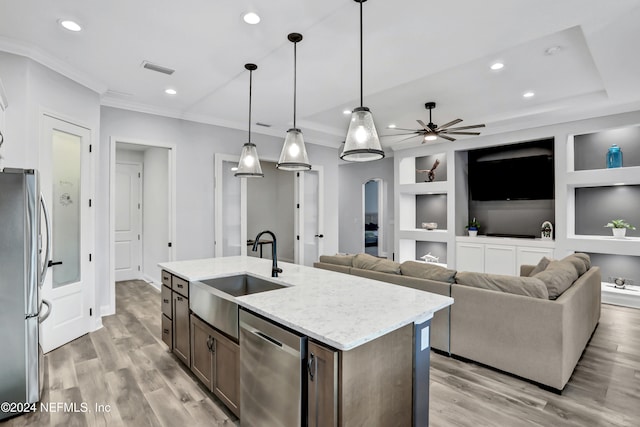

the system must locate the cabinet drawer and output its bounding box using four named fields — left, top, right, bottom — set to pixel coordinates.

left=172, top=275, right=189, bottom=297
left=161, top=285, right=172, bottom=318
left=162, top=314, right=172, bottom=349
left=161, top=270, right=171, bottom=287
